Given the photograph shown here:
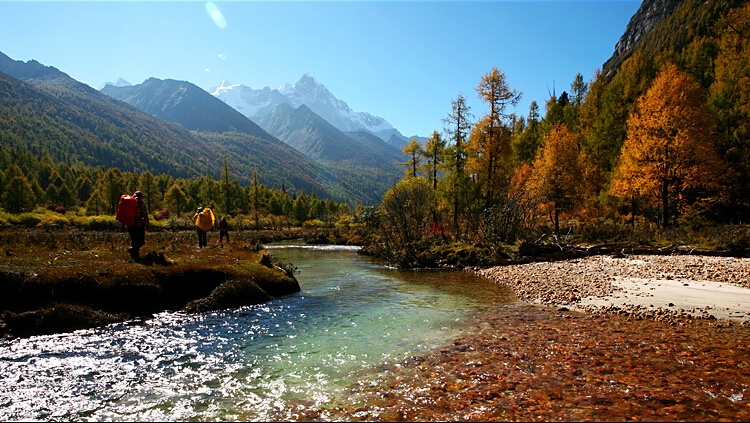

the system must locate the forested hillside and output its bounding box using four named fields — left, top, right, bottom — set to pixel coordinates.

left=102, top=77, right=402, bottom=205
left=364, top=0, right=750, bottom=267
left=0, top=51, right=391, bottom=206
